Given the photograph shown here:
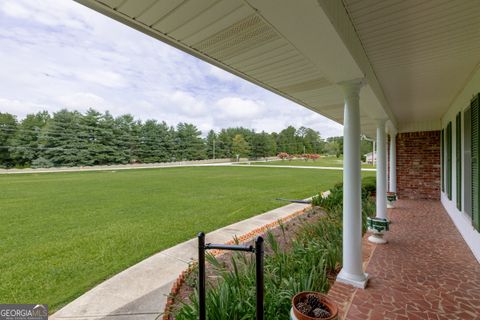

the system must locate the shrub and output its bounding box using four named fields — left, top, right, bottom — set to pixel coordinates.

left=177, top=231, right=336, bottom=320
left=176, top=191, right=347, bottom=319
left=361, top=176, right=376, bottom=195
left=311, top=183, right=342, bottom=212
left=302, top=154, right=321, bottom=161
left=31, top=157, right=54, bottom=169
left=176, top=186, right=375, bottom=319
left=312, top=181, right=375, bottom=234
left=277, top=152, right=289, bottom=160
